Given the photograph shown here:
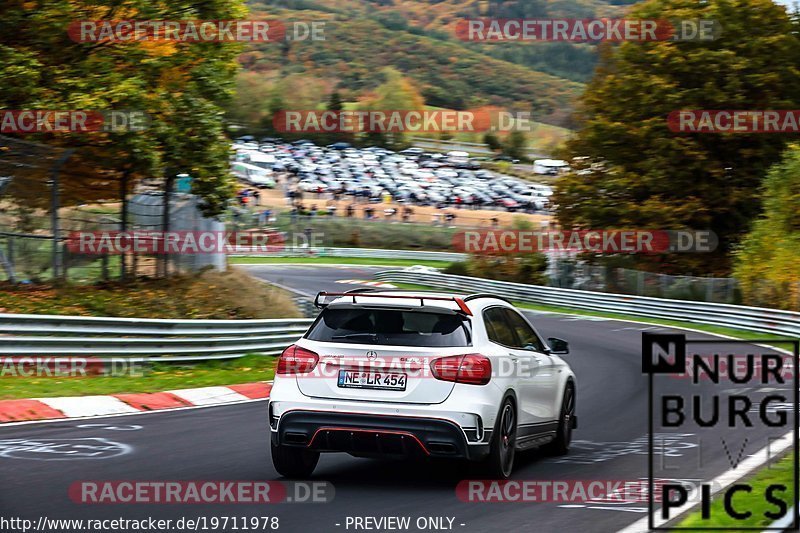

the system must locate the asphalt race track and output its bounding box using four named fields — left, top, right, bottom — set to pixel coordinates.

left=245, top=264, right=392, bottom=297
left=0, top=265, right=793, bottom=533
